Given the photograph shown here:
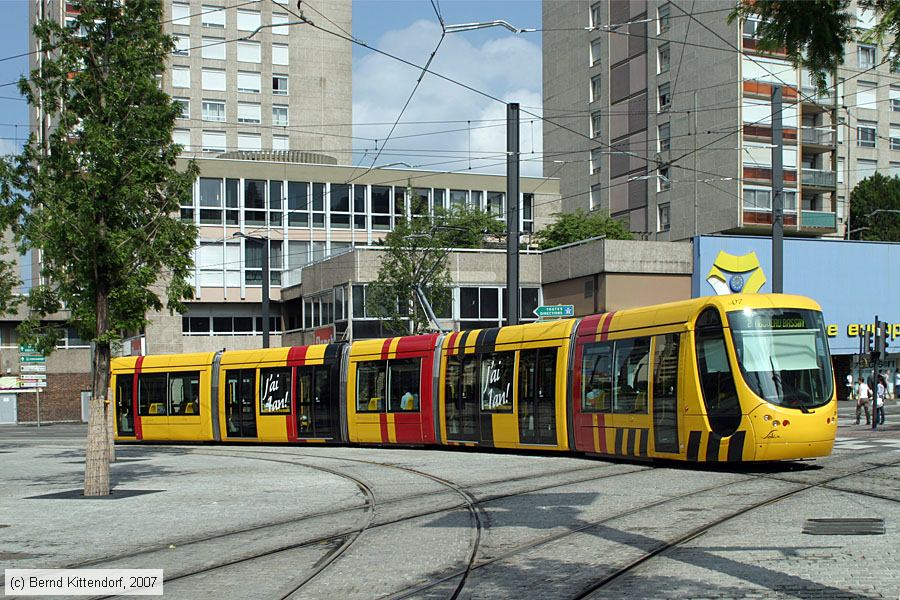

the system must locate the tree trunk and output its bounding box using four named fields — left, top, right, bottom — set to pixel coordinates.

left=84, top=293, right=111, bottom=497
